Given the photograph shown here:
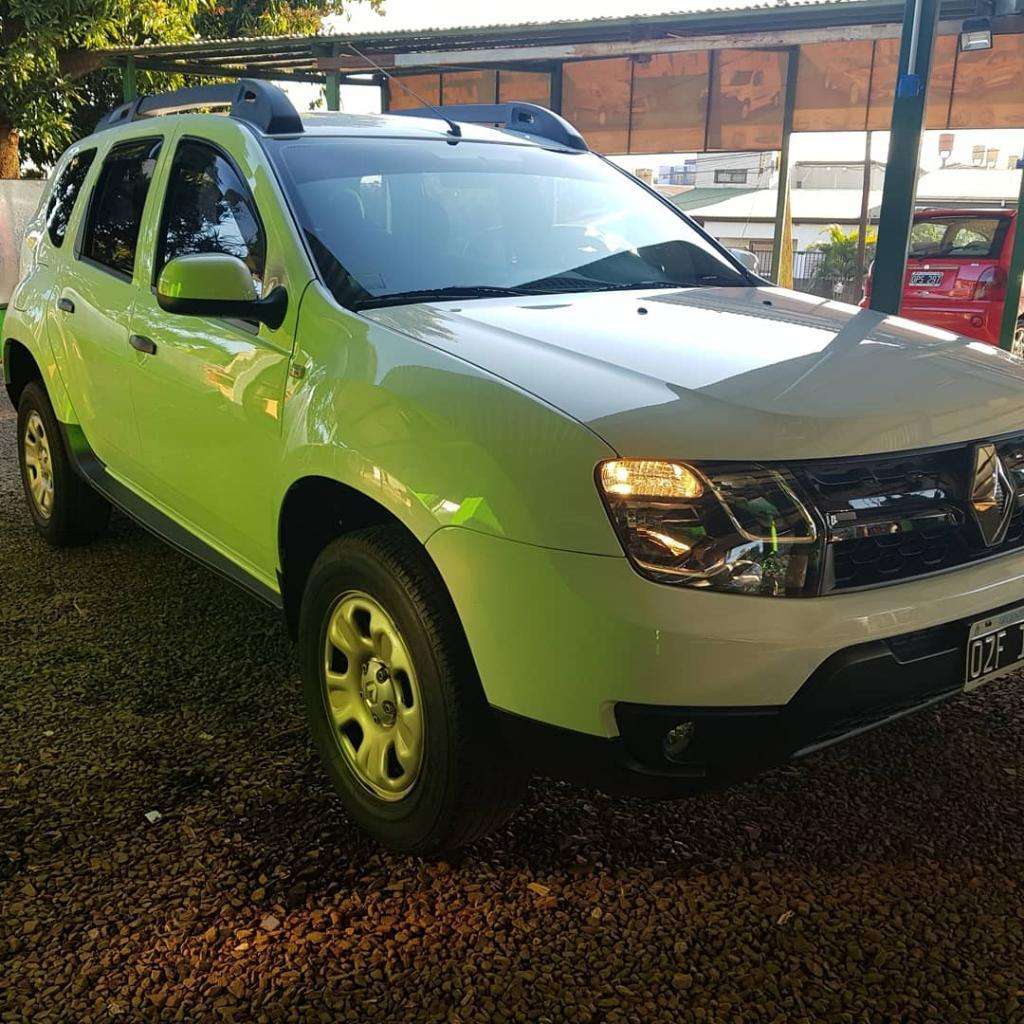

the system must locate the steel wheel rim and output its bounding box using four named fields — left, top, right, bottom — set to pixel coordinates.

left=23, top=412, right=54, bottom=520
left=322, top=590, right=424, bottom=802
